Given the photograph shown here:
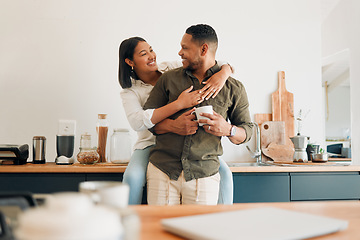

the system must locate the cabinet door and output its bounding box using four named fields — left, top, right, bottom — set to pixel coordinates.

left=0, top=173, right=86, bottom=193
left=233, top=173, right=290, bottom=203
left=291, top=172, right=360, bottom=201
